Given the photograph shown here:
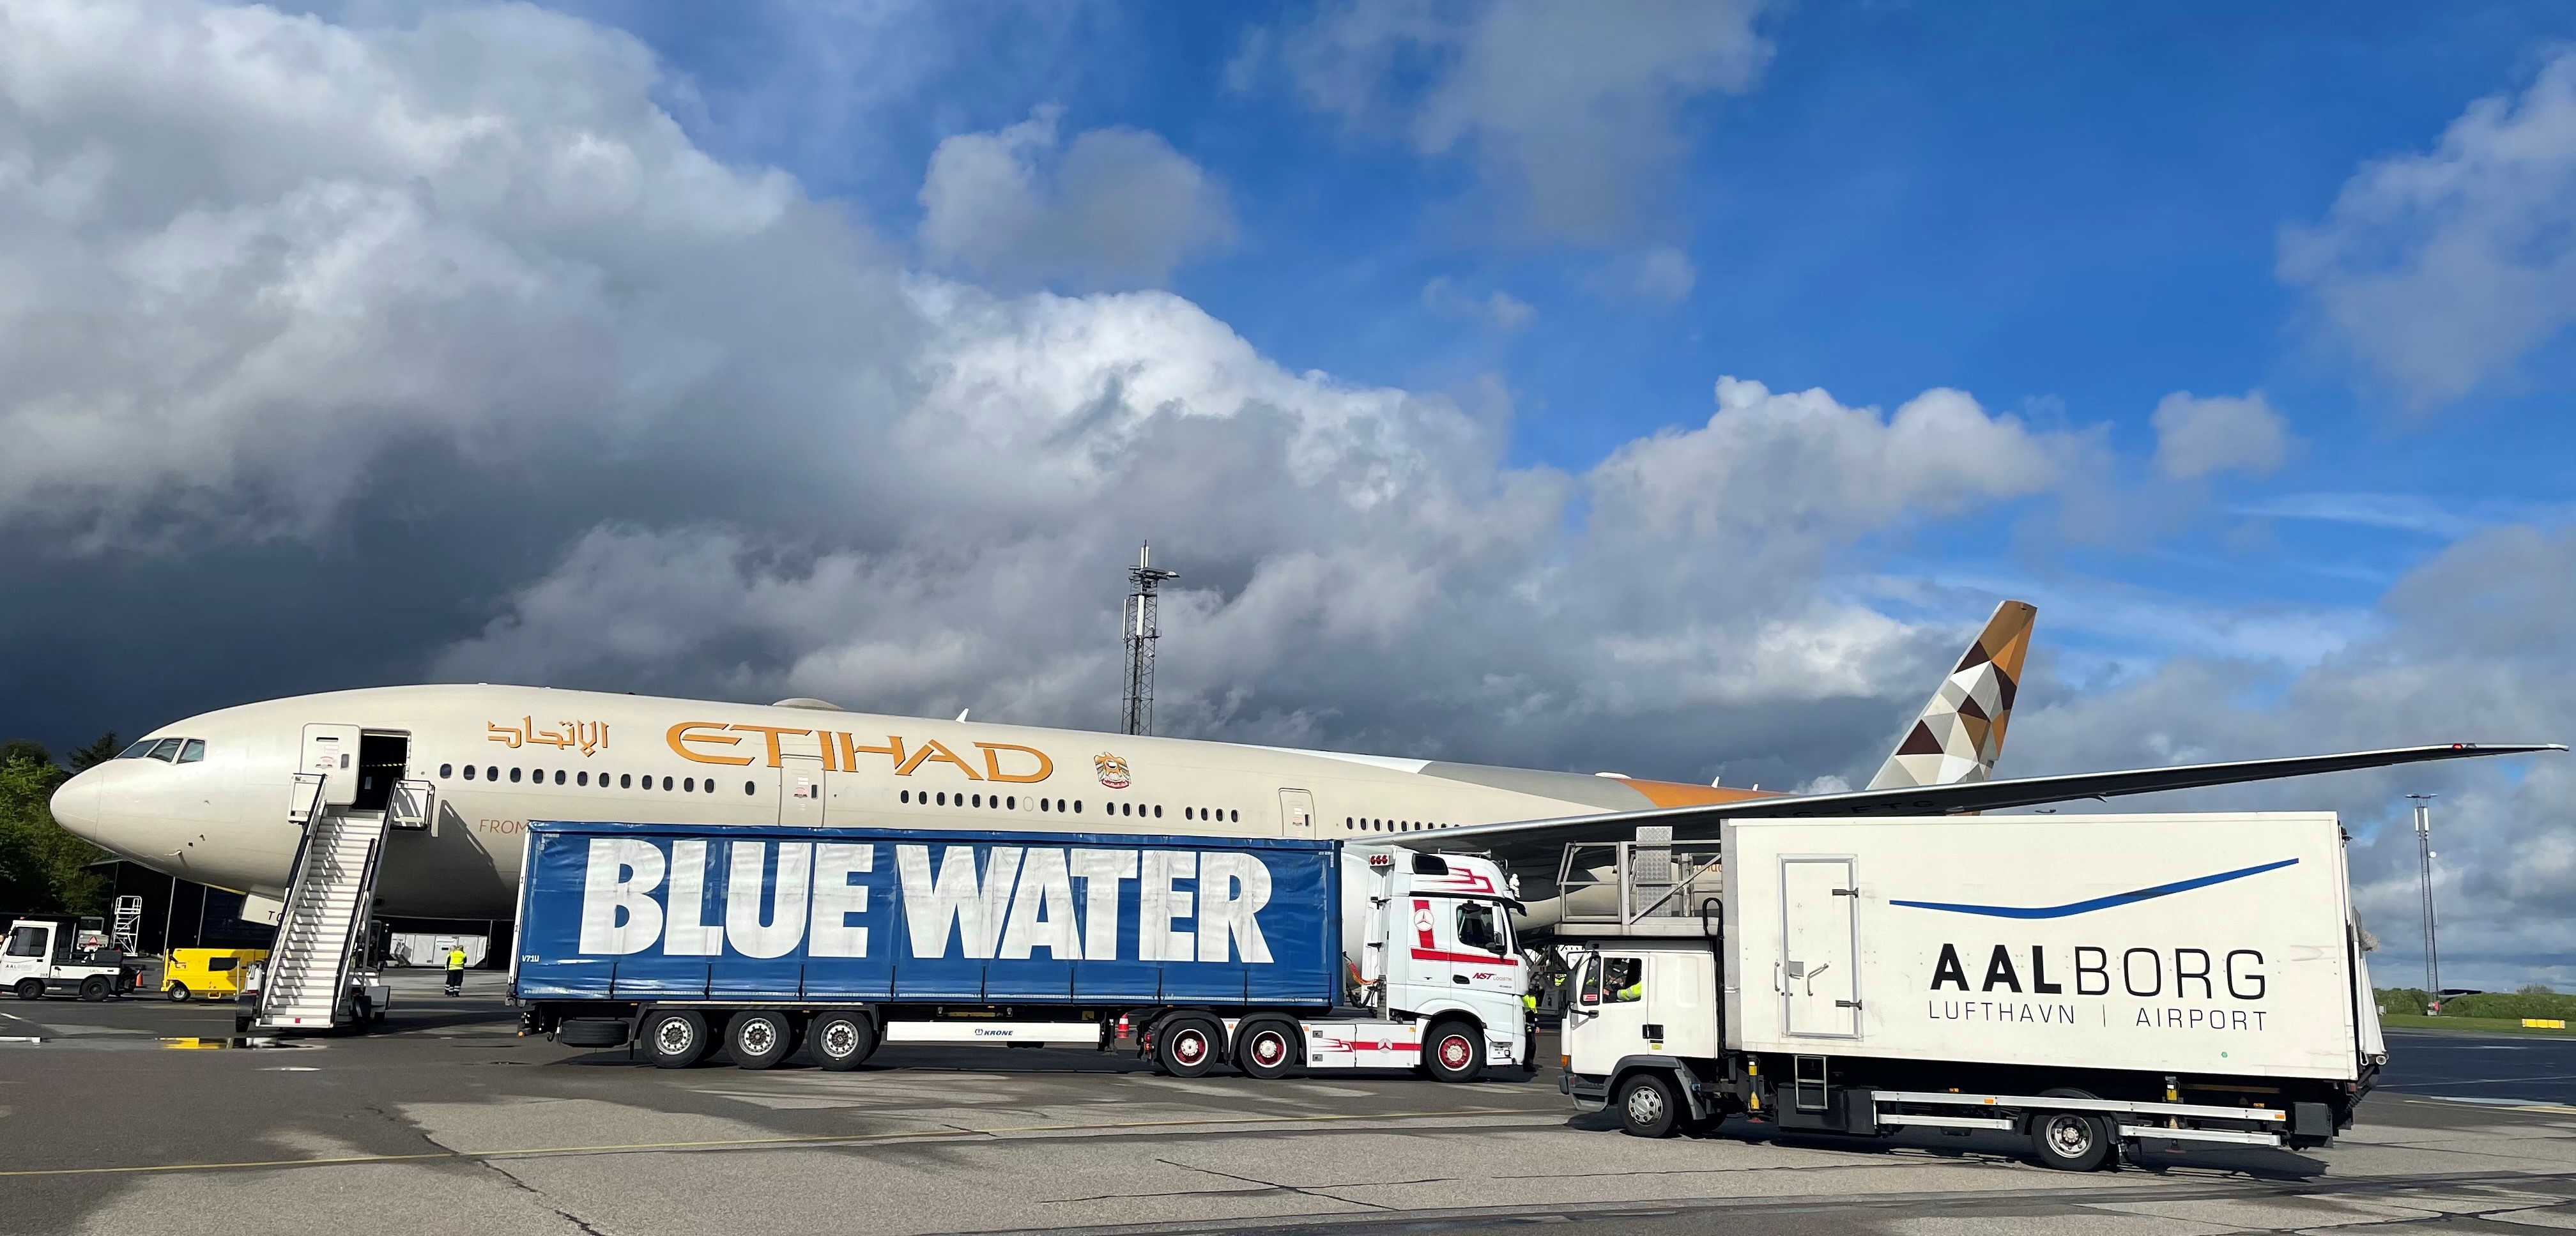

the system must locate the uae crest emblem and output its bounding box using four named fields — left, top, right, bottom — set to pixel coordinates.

left=1094, top=752, right=1132, bottom=790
